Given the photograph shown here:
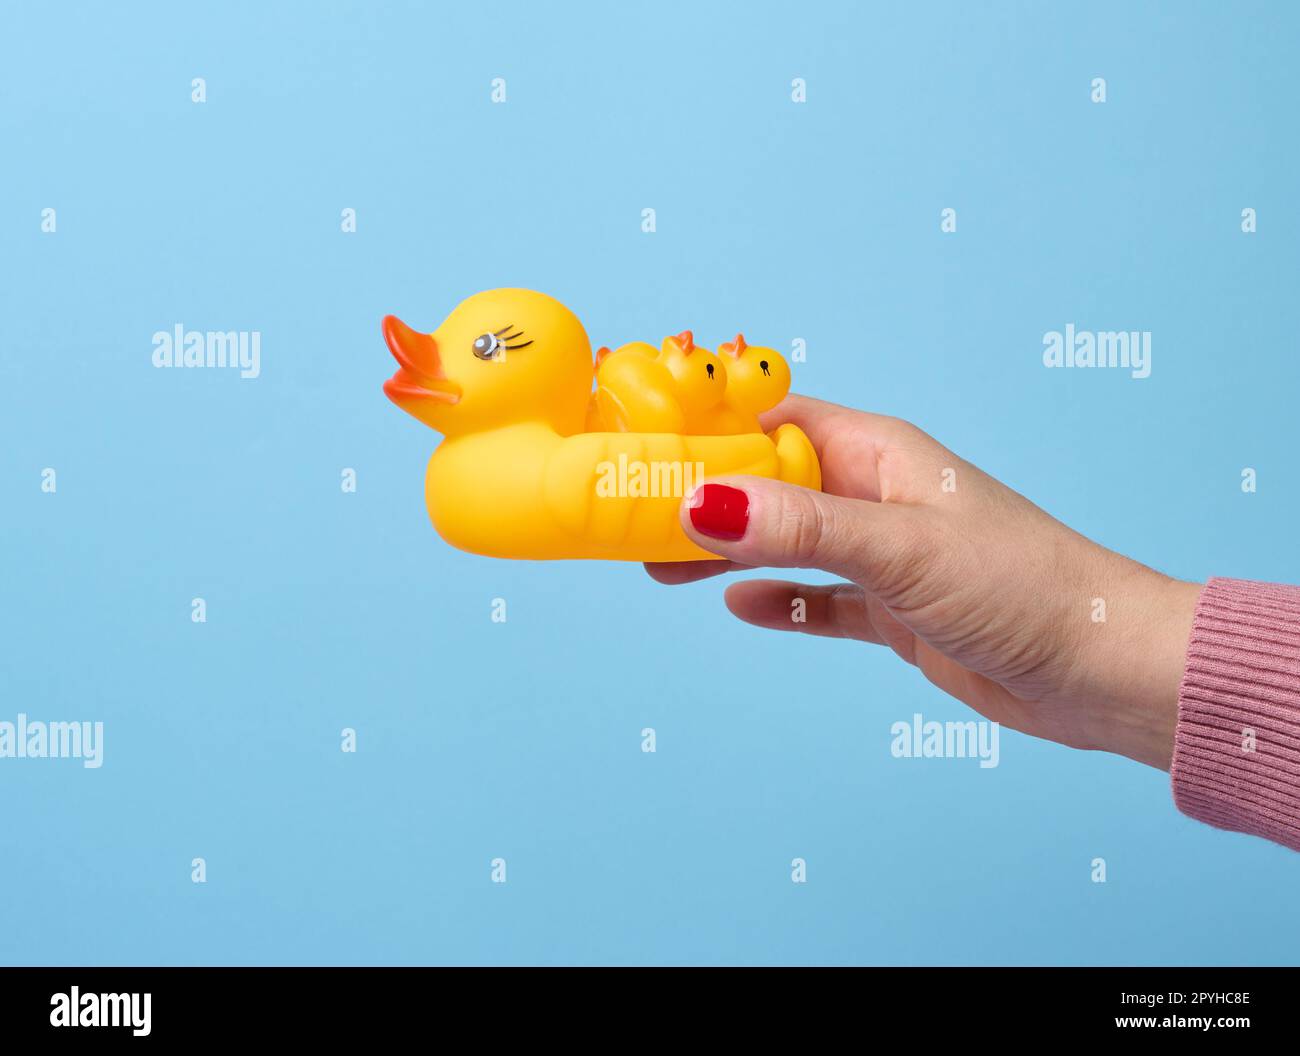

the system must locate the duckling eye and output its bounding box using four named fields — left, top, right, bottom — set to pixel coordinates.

left=706, top=363, right=715, bottom=380
left=760, top=360, right=770, bottom=376
left=472, top=333, right=502, bottom=360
